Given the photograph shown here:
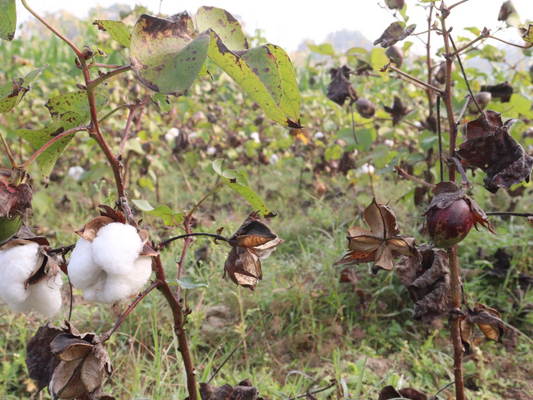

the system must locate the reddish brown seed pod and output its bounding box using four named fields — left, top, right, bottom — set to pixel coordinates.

left=425, top=198, right=474, bottom=248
